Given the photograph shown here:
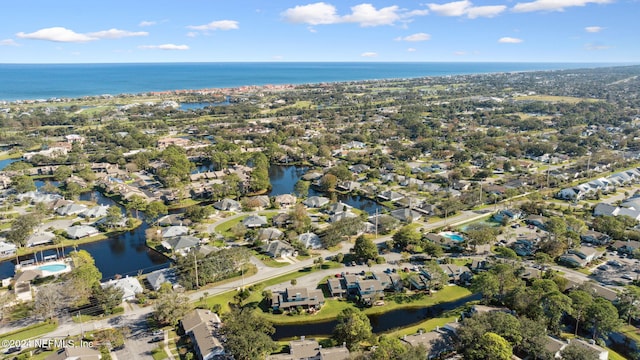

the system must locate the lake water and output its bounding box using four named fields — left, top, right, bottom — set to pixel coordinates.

left=0, top=190, right=171, bottom=281
left=272, top=293, right=480, bottom=340
left=269, top=165, right=384, bottom=215
left=0, top=164, right=382, bottom=280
